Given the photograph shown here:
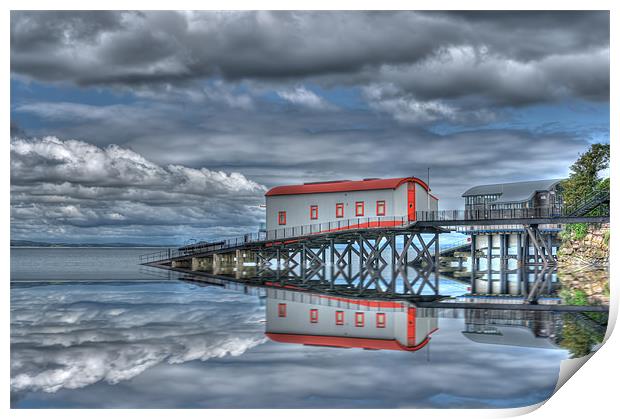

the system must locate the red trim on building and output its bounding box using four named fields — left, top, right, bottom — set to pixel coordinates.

left=310, top=205, right=318, bottom=220
left=278, top=211, right=287, bottom=225
left=407, top=184, right=416, bottom=222
left=263, top=219, right=405, bottom=247
left=263, top=282, right=304, bottom=290
left=265, top=287, right=406, bottom=309
left=376, top=312, right=386, bottom=328
left=376, top=200, right=386, bottom=216
left=335, top=203, right=344, bottom=218
left=265, top=333, right=432, bottom=351
left=407, top=307, right=416, bottom=346
left=335, top=310, right=344, bottom=325
left=278, top=303, right=287, bottom=317
left=355, top=312, right=365, bottom=327
left=310, top=308, right=319, bottom=323
left=265, top=177, right=432, bottom=197
left=355, top=201, right=364, bottom=216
